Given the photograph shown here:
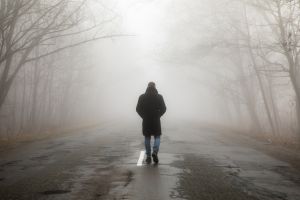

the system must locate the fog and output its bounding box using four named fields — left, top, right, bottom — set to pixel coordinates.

left=73, top=0, right=229, bottom=123
left=1, top=0, right=299, bottom=139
